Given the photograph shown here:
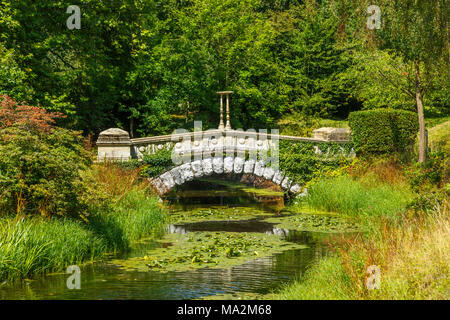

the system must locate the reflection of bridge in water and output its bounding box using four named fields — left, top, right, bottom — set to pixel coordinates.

left=168, top=219, right=289, bottom=236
